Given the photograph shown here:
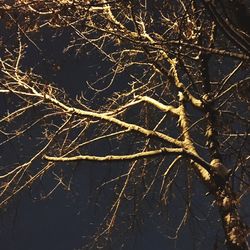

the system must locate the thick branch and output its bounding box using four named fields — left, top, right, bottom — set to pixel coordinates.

left=137, top=95, right=179, bottom=116
left=44, top=147, right=184, bottom=162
